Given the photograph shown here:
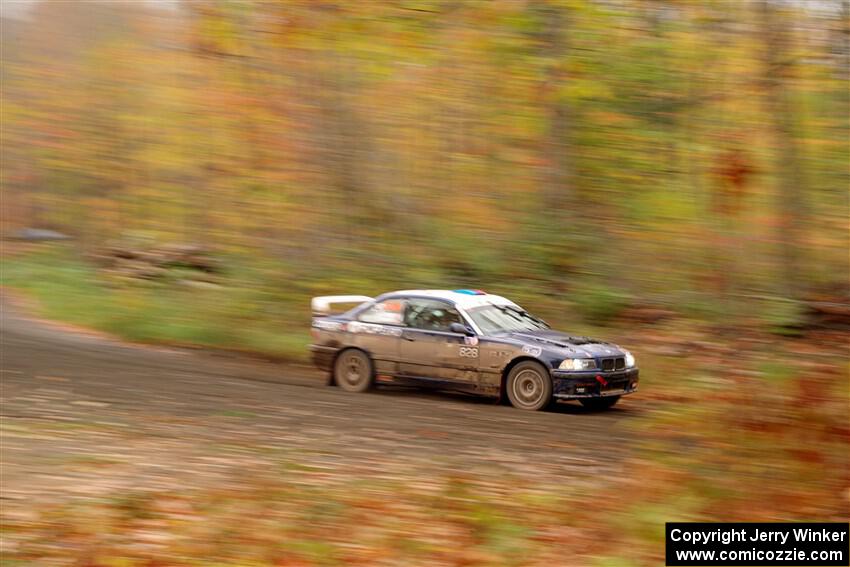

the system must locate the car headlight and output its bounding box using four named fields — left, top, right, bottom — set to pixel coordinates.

left=624, top=351, right=635, bottom=368
left=559, top=358, right=597, bottom=371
